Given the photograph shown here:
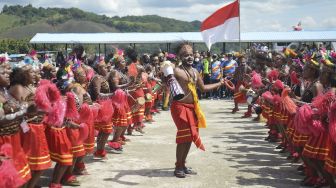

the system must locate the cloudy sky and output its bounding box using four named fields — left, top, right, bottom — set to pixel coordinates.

left=1, top=0, right=335, bottom=32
